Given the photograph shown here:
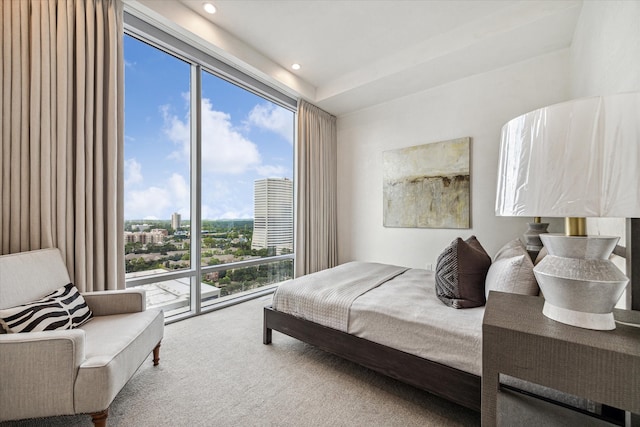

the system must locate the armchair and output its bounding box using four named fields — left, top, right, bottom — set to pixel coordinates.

left=0, top=248, right=164, bottom=426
